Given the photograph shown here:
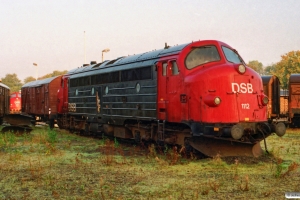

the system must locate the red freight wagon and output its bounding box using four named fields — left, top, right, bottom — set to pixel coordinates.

left=0, top=82, right=10, bottom=125
left=21, top=76, right=62, bottom=128
left=289, top=74, right=300, bottom=127
left=261, top=75, right=280, bottom=120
